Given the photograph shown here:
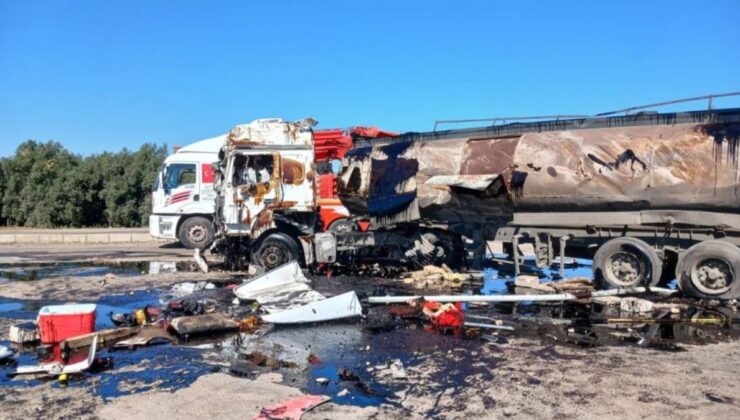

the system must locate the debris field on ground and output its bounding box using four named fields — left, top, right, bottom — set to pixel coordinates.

left=0, top=255, right=739, bottom=419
